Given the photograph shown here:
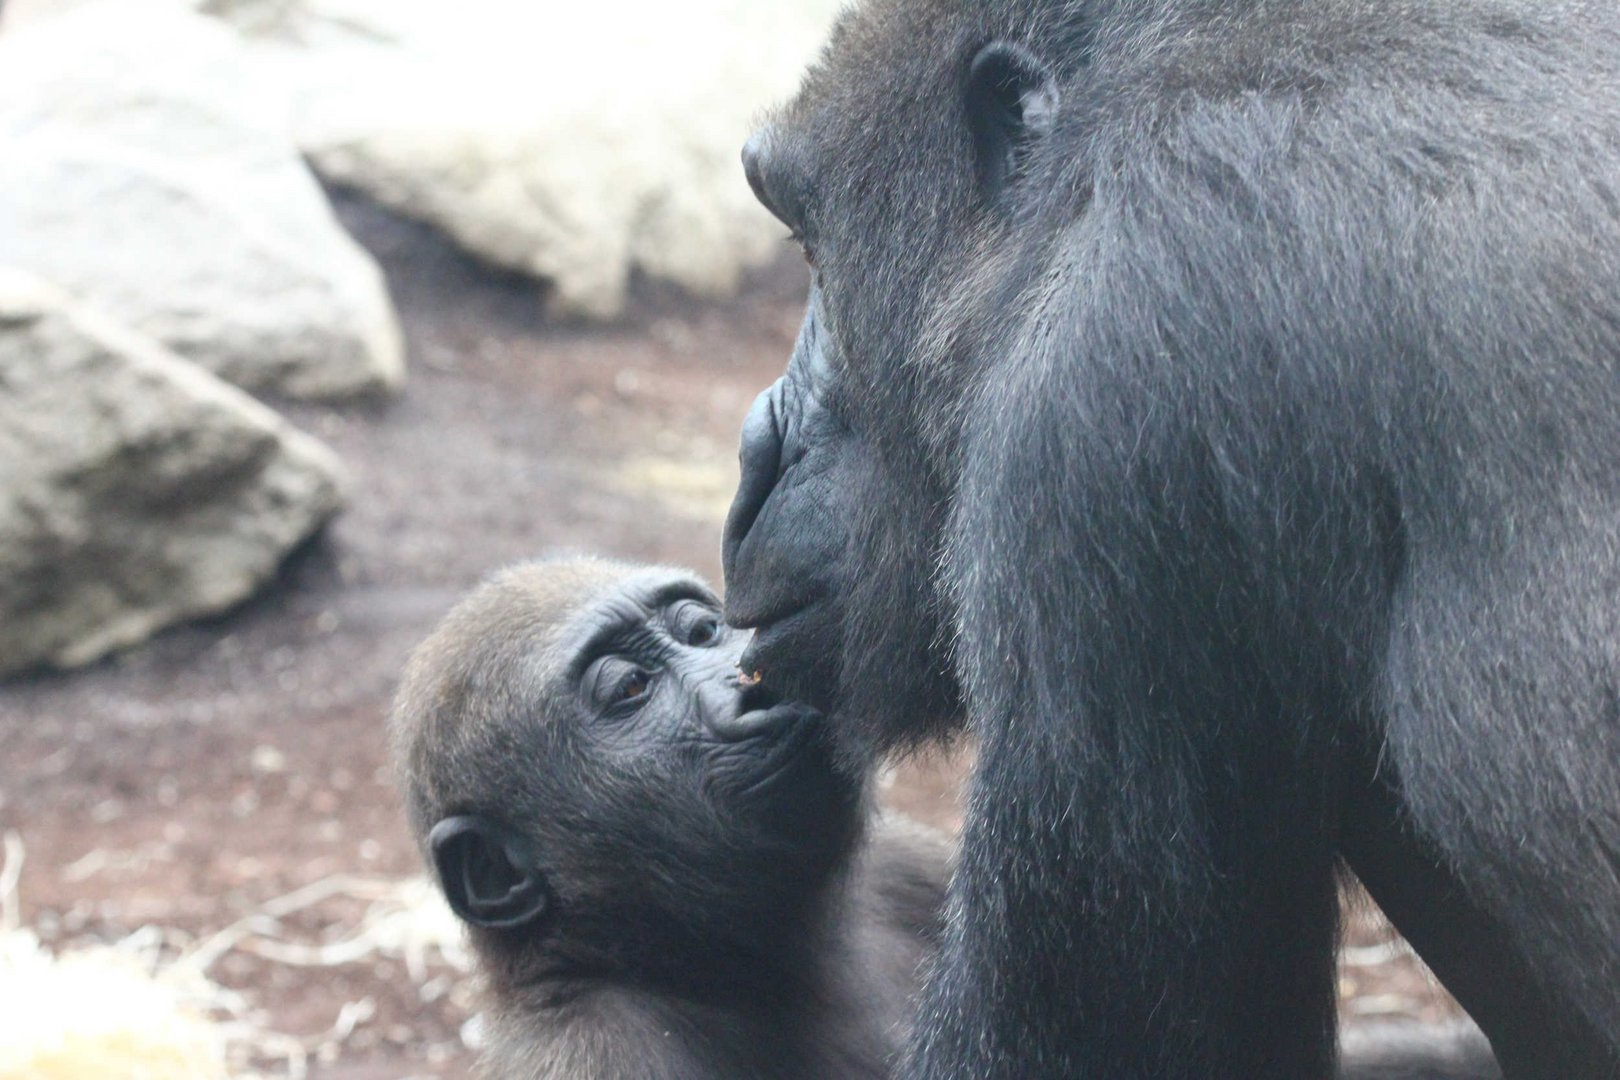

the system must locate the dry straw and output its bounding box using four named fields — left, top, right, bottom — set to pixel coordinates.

left=0, top=833, right=471, bottom=1079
